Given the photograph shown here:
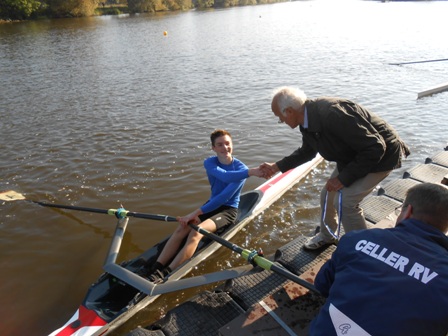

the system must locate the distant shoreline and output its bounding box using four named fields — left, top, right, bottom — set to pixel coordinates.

left=0, top=5, right=130, bottom=23
left=0, top=19, right=22, bottom=24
